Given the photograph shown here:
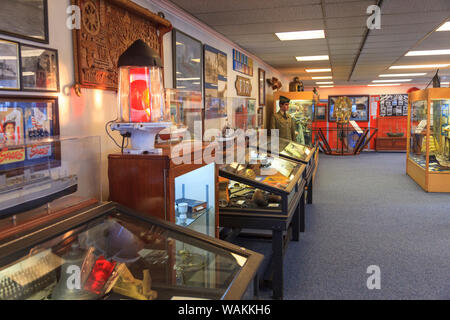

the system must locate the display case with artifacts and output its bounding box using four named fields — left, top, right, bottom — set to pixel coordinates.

left=218, top=146, right=307, bottom=300
left=273, top=91, right=314, bottom=146
left=0, top=202, right=263, bottom=300
left=407, top=88, right=450, bottom=192
left=218, top=147, right=306, bottom=215
left=0, top=136, right=102, bottom=243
